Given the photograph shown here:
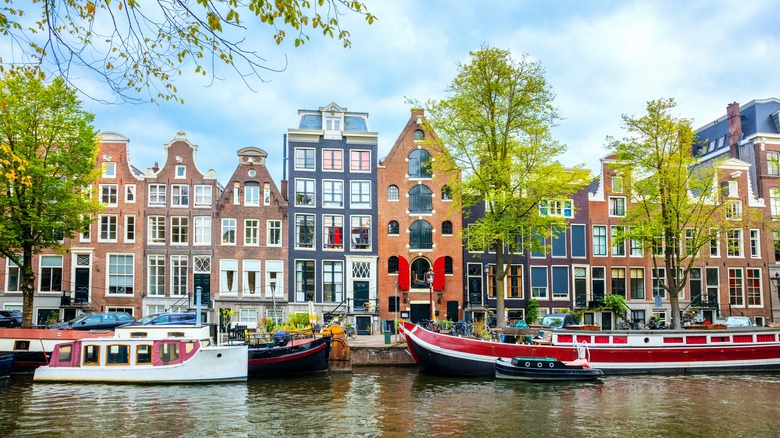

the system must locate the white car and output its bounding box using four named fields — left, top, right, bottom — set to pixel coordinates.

left=722, top=316, right=754, bottom=327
